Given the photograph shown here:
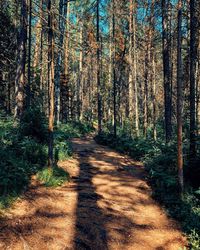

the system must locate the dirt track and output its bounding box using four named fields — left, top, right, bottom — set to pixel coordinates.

left=0, top=136, right=186, bottom=250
